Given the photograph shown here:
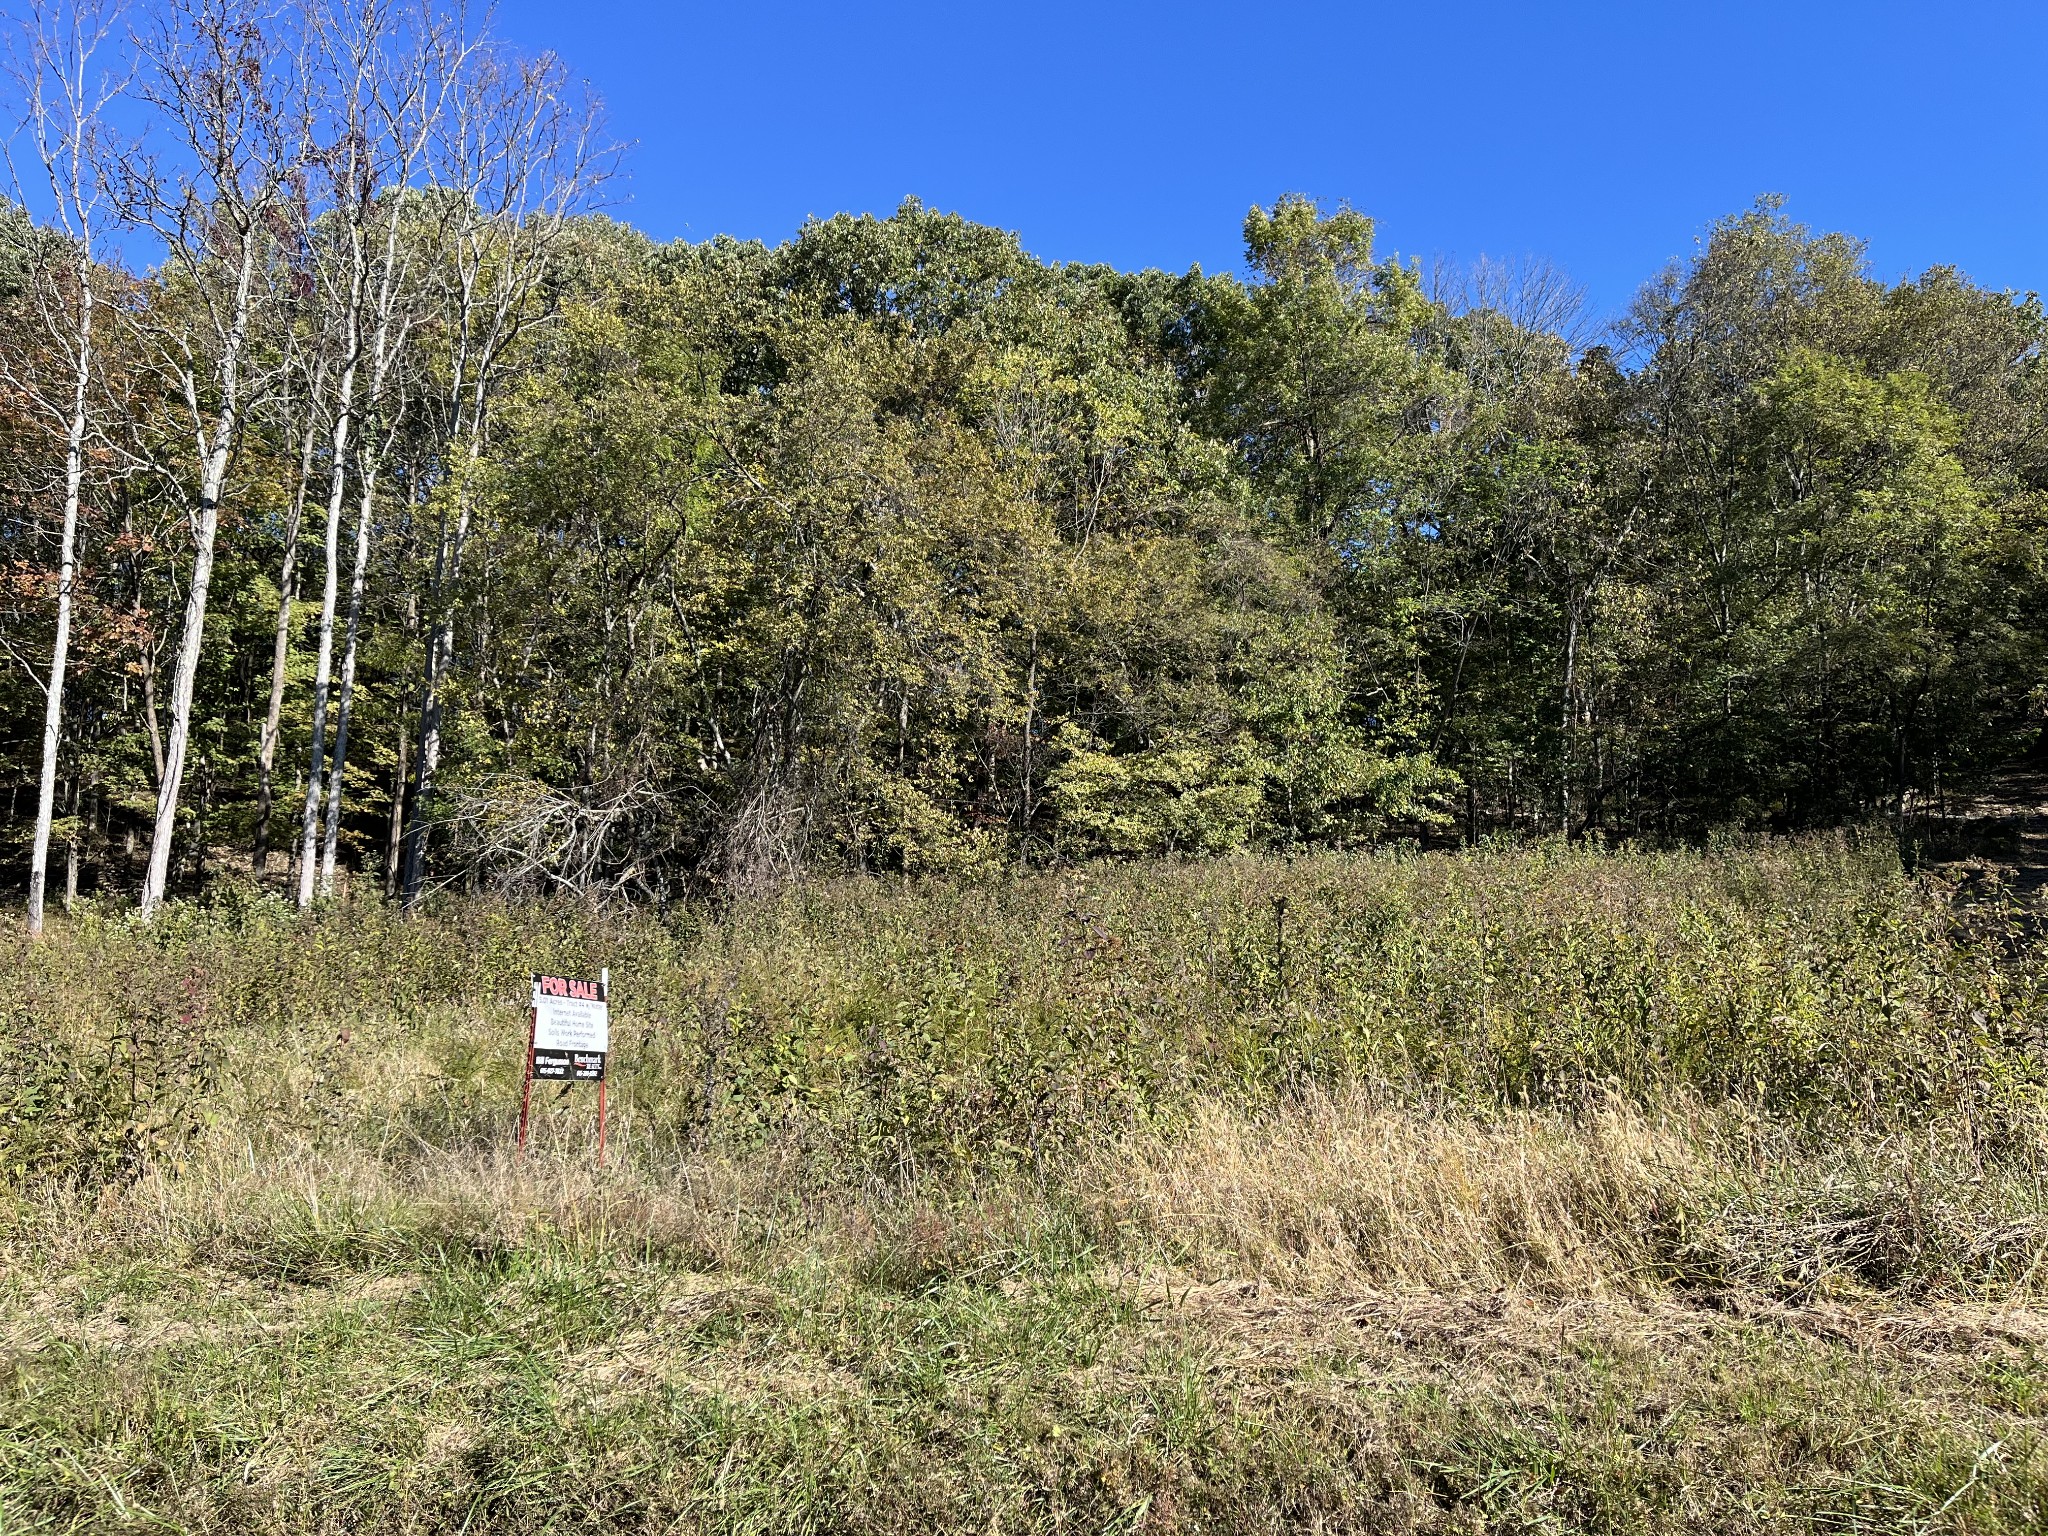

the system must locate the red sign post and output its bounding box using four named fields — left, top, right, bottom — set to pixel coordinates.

left=517, top=968, right=611, bottom=1162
